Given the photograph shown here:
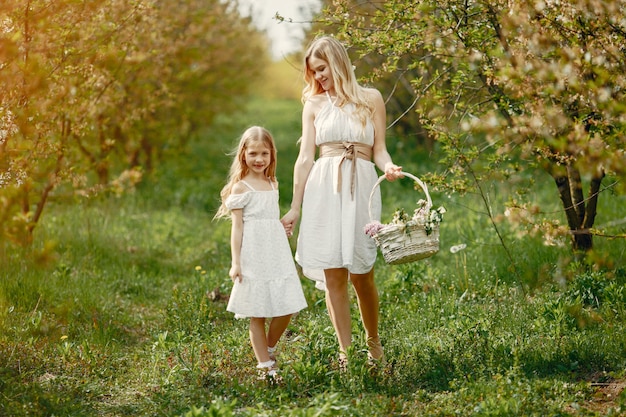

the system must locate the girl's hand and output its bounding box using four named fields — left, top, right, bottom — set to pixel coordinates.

left=281, top=221, right=292, bottom=237
left=281, top=209, right=300, bottom=237
left=229, top=264, right=242, bottom=282
left=384, top=163, right=404, bottom=181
